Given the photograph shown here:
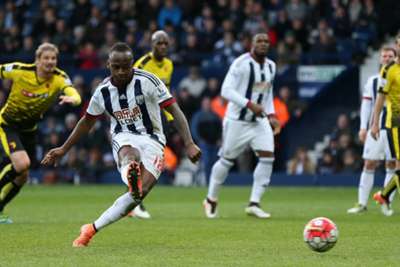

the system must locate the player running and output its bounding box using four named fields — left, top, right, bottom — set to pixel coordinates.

left=0, top=43, right=81, bottom=223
